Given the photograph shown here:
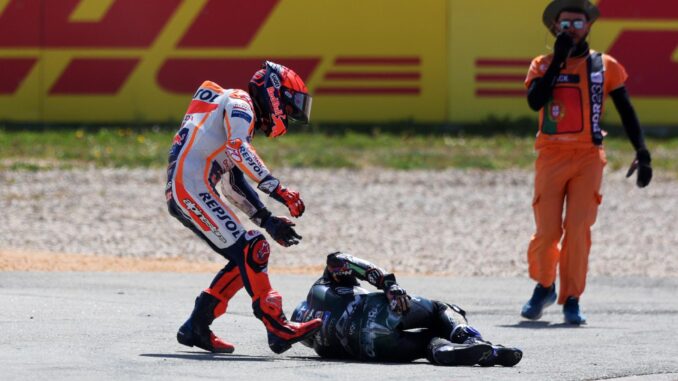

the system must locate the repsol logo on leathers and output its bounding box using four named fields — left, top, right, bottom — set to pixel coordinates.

left=198, top=192, right=242, bottom=239
left=239, top=146, right=266, bottom=177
